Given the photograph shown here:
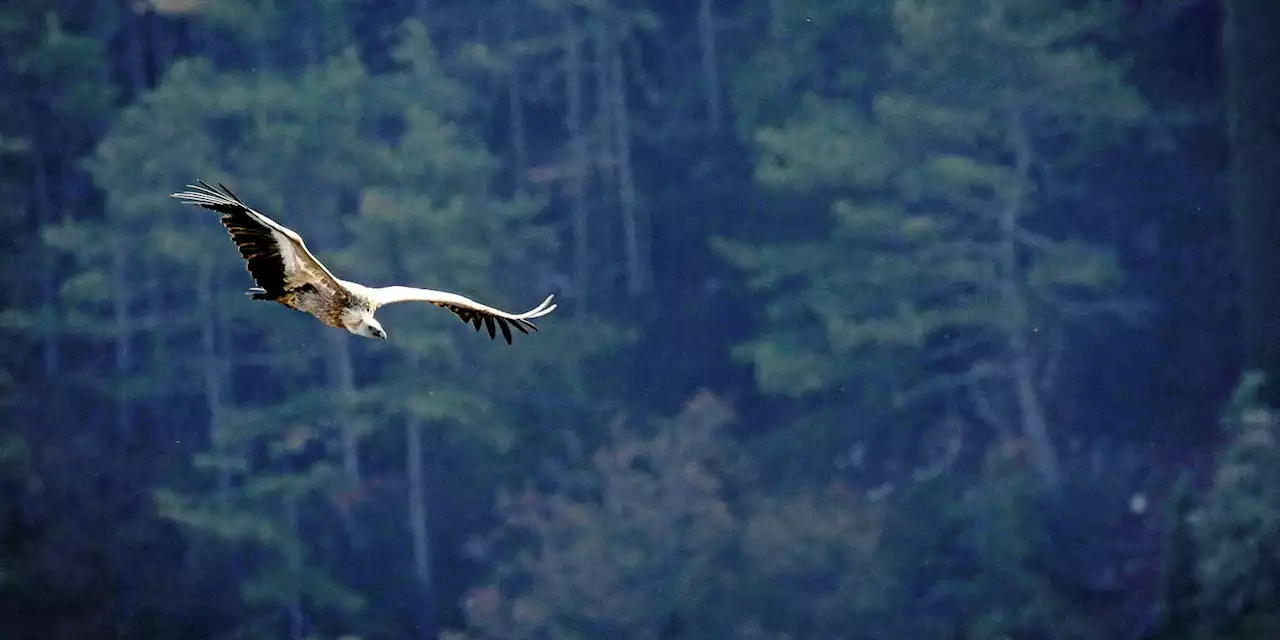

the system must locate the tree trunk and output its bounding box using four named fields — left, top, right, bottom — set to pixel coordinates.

left=112, top=0, right=147, bottom=438
left=1225, top=0, right=1280, bottom=407
left=197, top=264, right=229, bottom=490
left=147, top=256, right=170, bottom=430
left=148, top=6, right=172, bottom=80
left=609, top=21, right=647, bottom=295
left=121, top=0, right=147, bottom=96
left=404, top=369, right=436, bottom=639
left=1000, top=110, right=1059, bottom=488
left=31, top=151, right=59, bottom=377
left=506, top=16, right=528, bottom=196
left=327, top=331, right=362, bottom=484
left=258, top=0, right=277, bottom=72
left=285, top=498, right=306, bottom=640
left=697, top=0, right=722, bottom=132
left=564, top=11, right=590, bottom=318
left=301, top=0, right=320, bottom=66
left=592, top=20, right=615, bottom=193
left=768, top=0, right=784, bottom=39
left=112, top=238, right=133, bottom=438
